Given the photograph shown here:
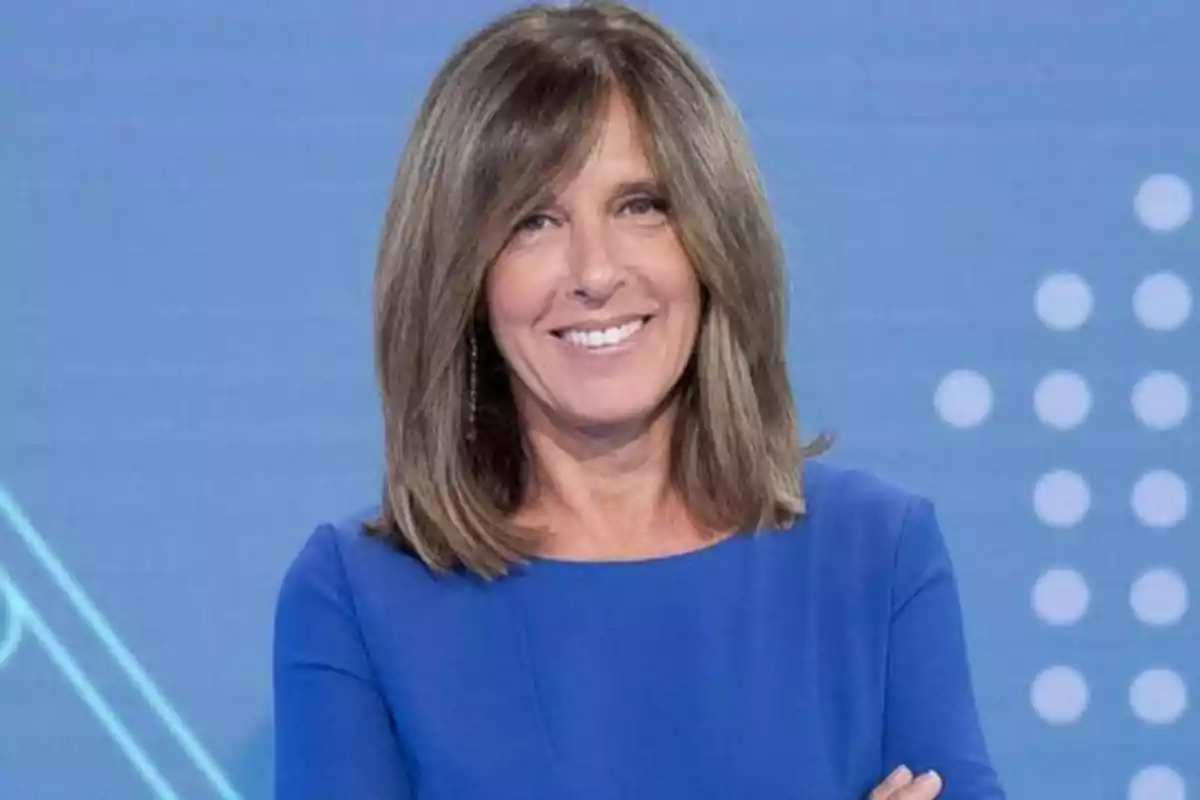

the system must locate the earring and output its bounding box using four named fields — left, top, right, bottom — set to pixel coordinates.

left=466, top=328, right=478, bottom=443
